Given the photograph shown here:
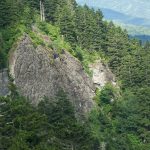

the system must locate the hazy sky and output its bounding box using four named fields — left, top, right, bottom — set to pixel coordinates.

left=76, top=0, right=150, bottom=19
